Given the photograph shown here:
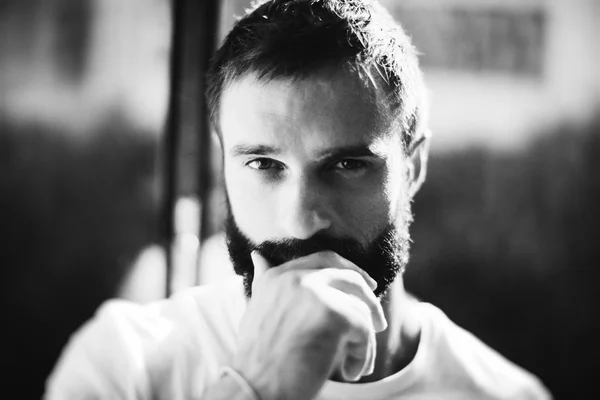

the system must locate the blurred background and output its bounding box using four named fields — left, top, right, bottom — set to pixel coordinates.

left=1, top=0, right=598, bottom=398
